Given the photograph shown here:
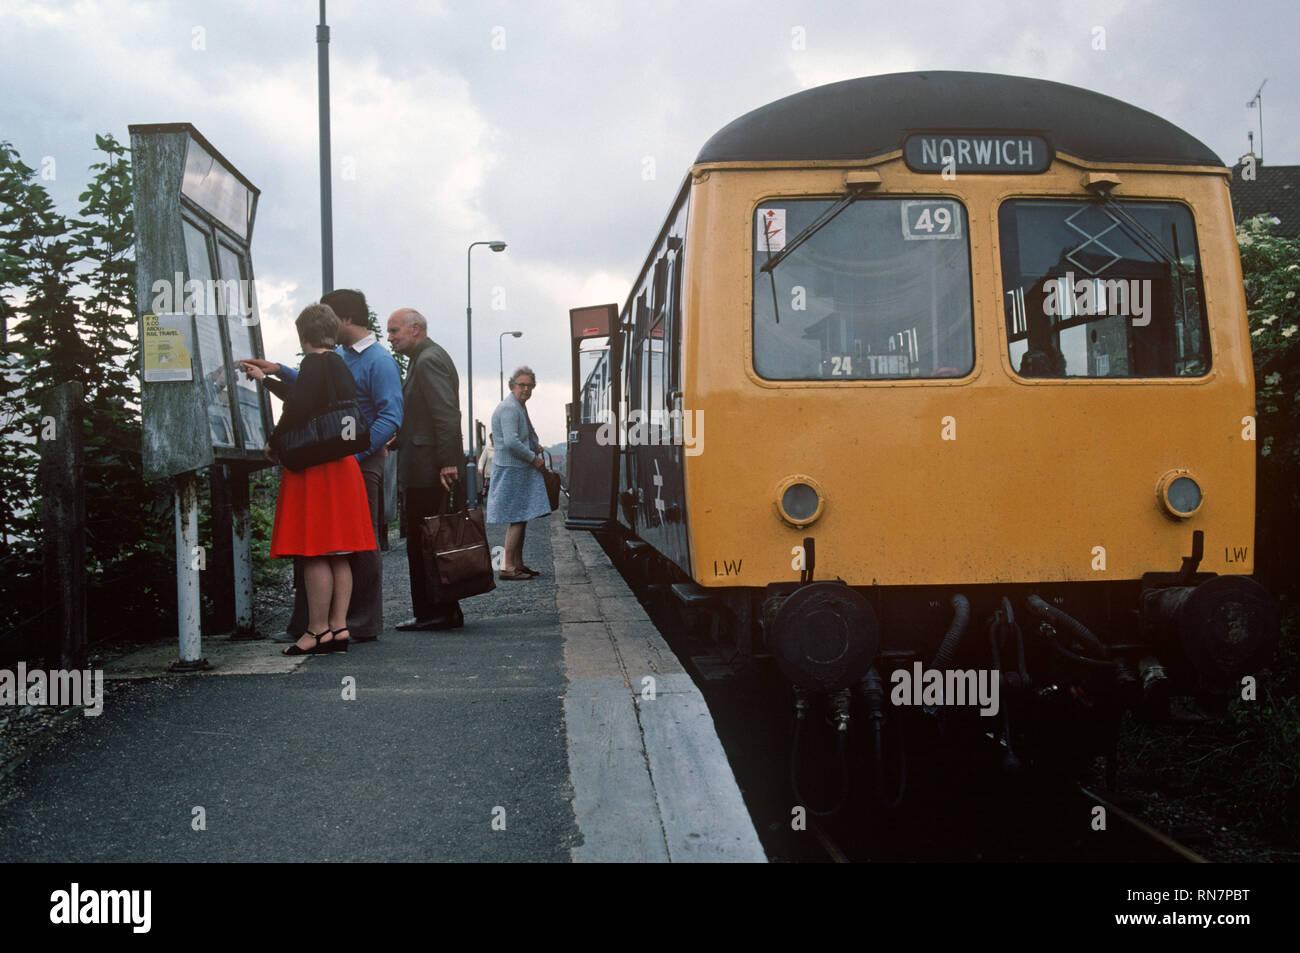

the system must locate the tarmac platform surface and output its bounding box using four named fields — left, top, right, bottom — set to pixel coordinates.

left=0, top=511, right=765, bottom=863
